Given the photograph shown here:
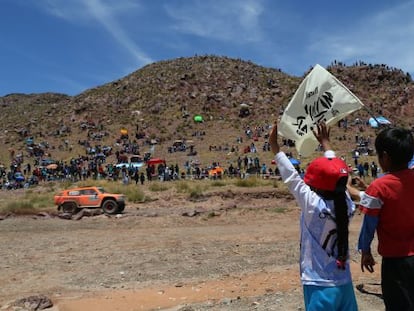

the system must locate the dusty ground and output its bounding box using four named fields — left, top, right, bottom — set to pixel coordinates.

left=0, top=185, right=384, bottom=311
